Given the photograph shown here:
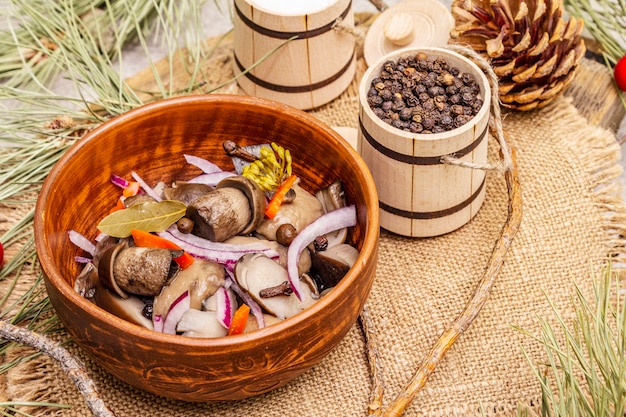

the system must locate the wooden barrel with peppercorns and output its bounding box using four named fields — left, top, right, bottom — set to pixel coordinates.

left=232, top=0, right=356, bottom=110
left=358, top=47, right=490, bottom=237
